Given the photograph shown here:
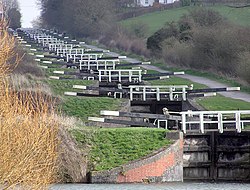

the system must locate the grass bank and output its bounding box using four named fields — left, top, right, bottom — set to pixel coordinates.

left=71, top=128, right=171, bottom=171
left=45, top=76, right=122, bottom=121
